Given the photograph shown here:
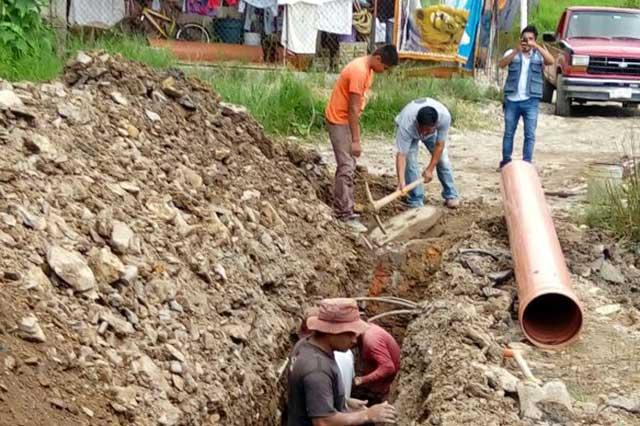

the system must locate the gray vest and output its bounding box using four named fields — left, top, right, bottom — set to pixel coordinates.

left=504, top=50, right=544, bottom=99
